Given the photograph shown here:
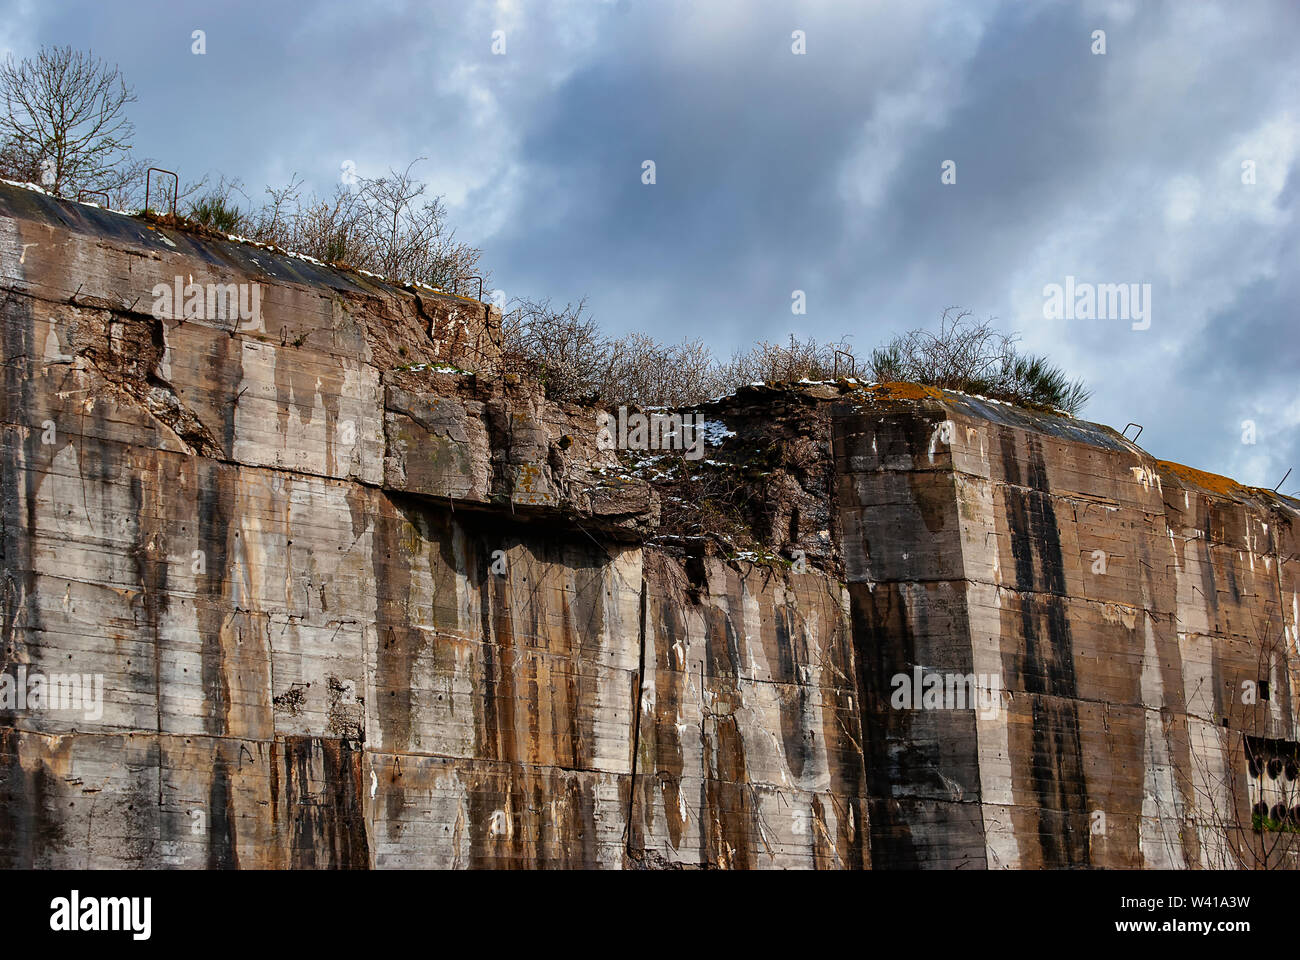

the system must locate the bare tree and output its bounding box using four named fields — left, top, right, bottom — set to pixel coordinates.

left=0, top=45, right=136, bottom=198
left=350, top=161, right=482, bottom=286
